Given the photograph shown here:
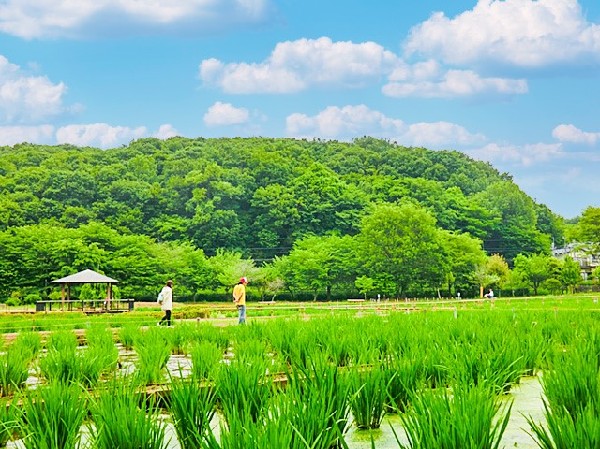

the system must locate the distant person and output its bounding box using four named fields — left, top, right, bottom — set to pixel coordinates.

left=157, top=280, right=173, bottom=326
left=484, top=288, right=494, bottom=299
left=232, top=277, right=248, bottom=324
